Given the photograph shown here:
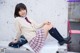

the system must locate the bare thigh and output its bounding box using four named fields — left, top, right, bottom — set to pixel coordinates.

left=41, top=23, right=53, bottom=39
